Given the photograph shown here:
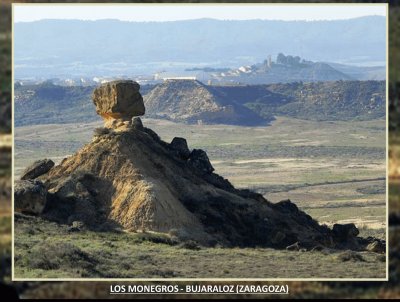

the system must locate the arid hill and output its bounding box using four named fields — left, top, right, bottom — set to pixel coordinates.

left=144, top=79, right=267, bottom=126
left=144, top=80, right=385, bottom=123
left=15, top=80, right=385, bottom=251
